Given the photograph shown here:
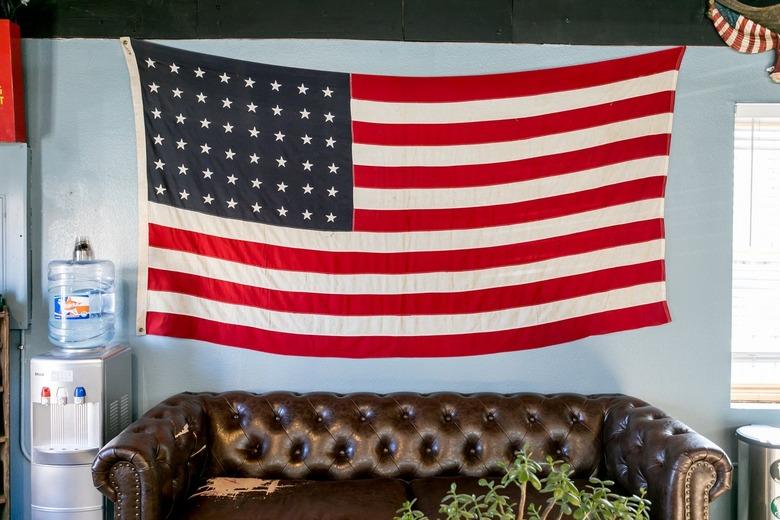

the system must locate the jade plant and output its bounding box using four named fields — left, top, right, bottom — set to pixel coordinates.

left=395, top=447, right=649, bottom=520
